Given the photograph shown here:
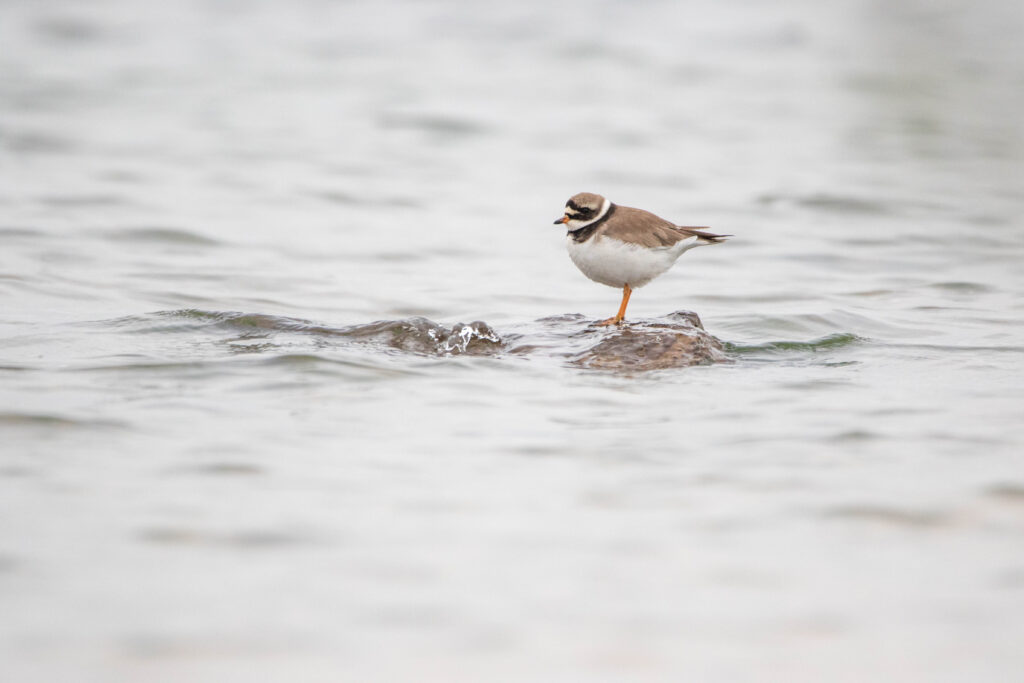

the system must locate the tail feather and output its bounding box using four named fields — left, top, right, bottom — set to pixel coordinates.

left=677, top=226, right=731, bottom=243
